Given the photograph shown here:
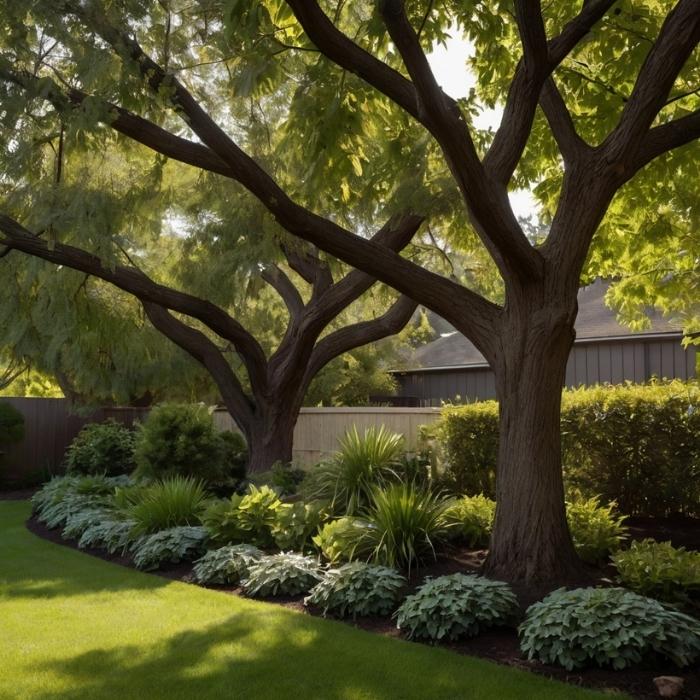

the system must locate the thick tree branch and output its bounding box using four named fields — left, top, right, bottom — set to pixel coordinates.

left=631, top=109, right=700, bottom=174
left=0, top=214, right=269, bottom=392
left=261, top=265, right=304, bottom=320
left=305, top=295, right=418, bottom=382
left=143, top=302, right=255, bottom=428
left=539, top=77, right=588, bottom=164
left=603, top=0, right=700, bottom=167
